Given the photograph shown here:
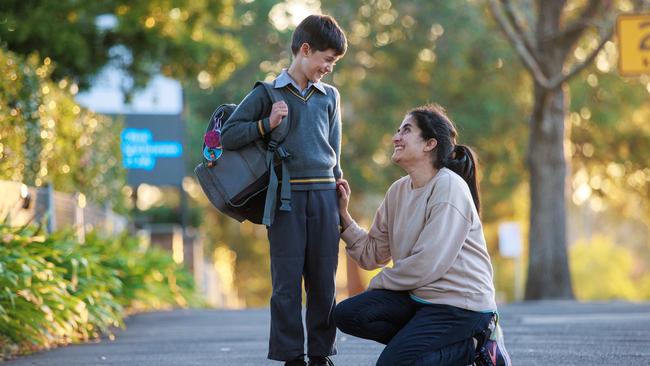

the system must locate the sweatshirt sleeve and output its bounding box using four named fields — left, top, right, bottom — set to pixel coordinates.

left=329, top=88, right=343, bottom=179
left=340, top=198, right=392, bottom=270
left=221, top=85, right=273, bottom=150
left=367, top=202, right=471, bottom=291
